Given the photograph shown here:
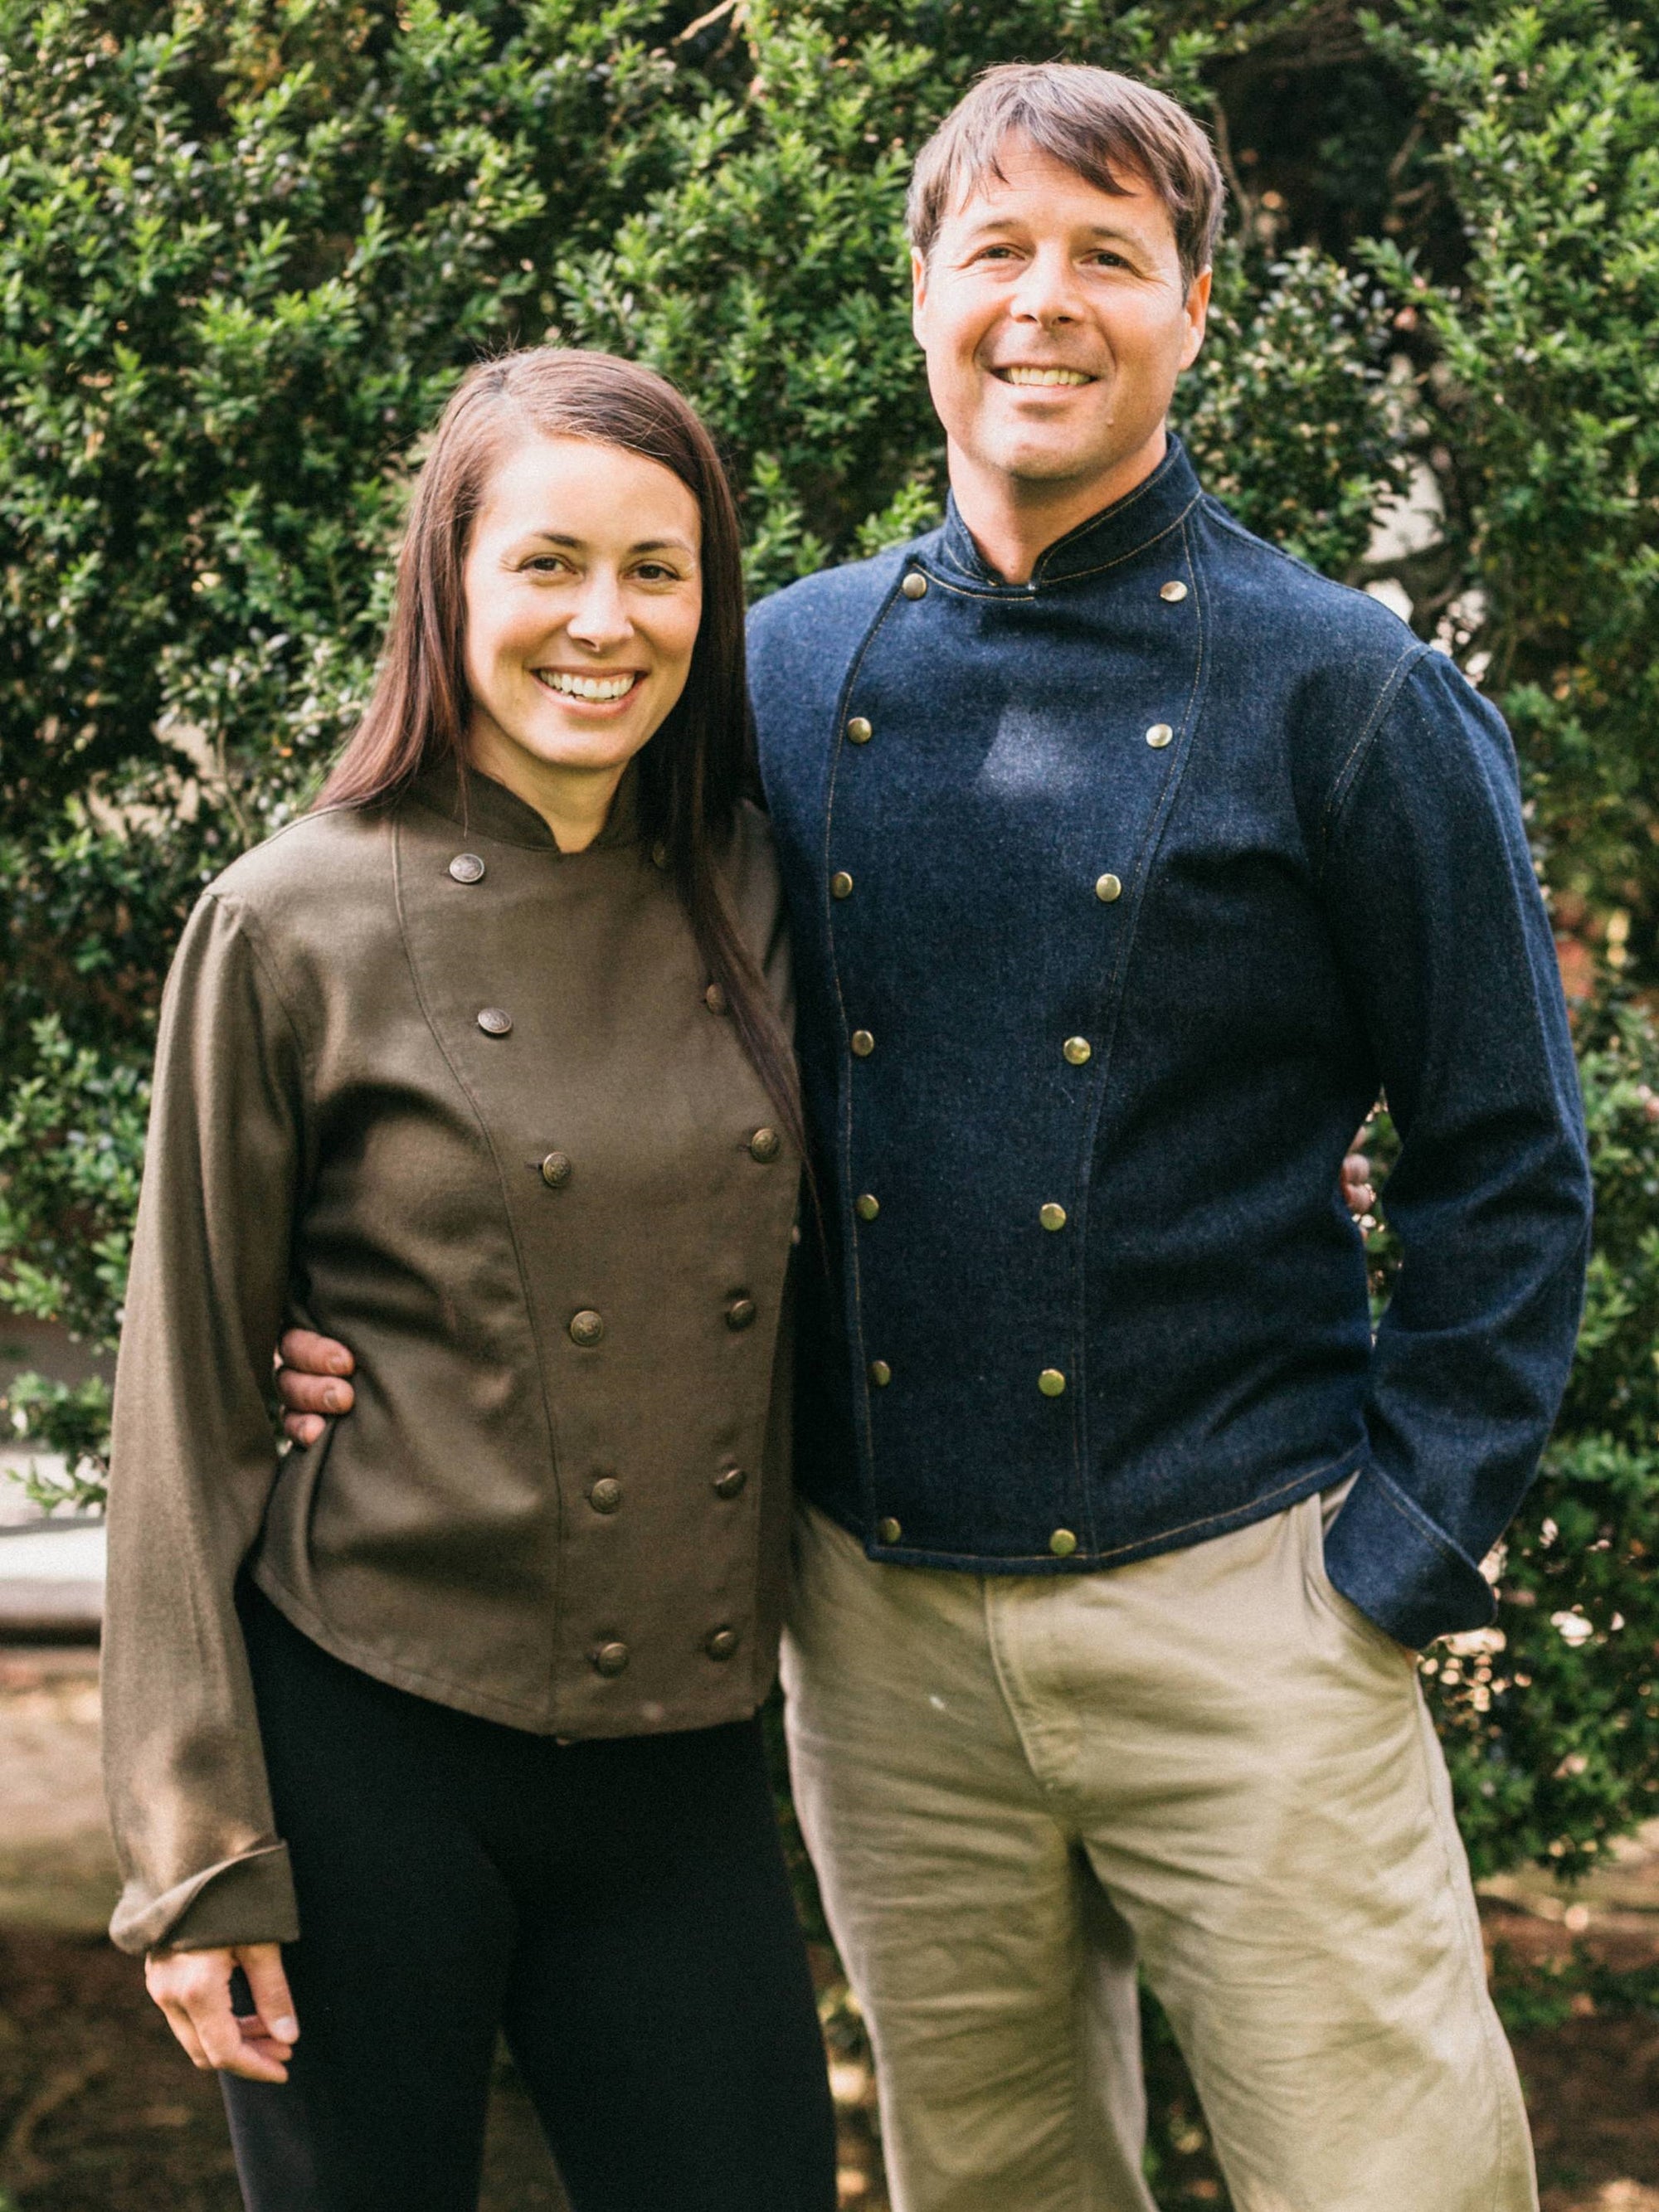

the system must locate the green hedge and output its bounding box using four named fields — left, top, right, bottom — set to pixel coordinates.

left=2, top=0, right=1656, bottom=1879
